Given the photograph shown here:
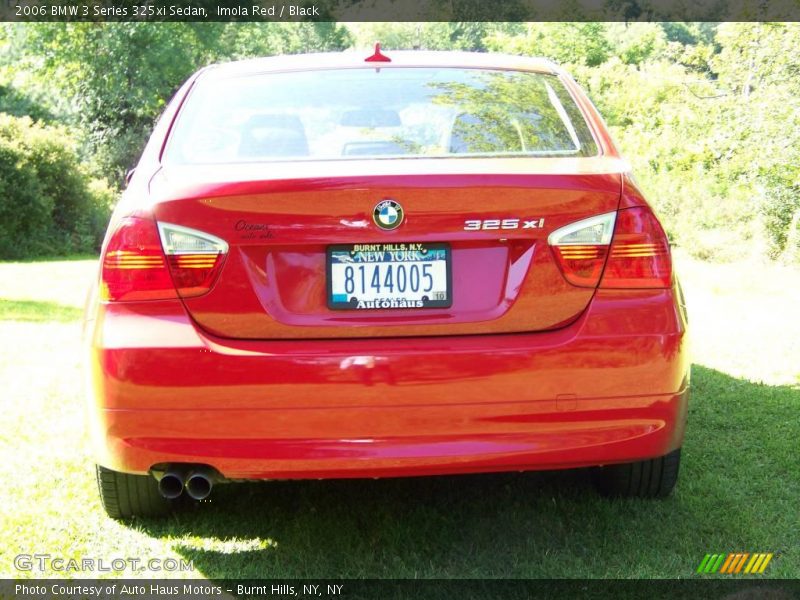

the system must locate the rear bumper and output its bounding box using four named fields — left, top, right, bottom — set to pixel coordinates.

left=85, top=286, right=690, bottom=479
